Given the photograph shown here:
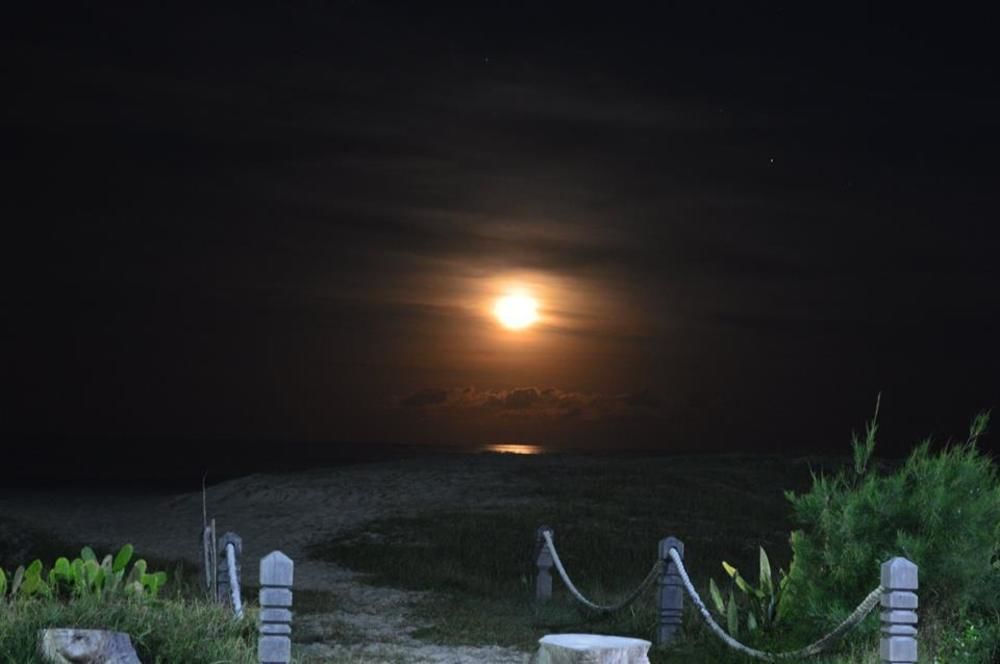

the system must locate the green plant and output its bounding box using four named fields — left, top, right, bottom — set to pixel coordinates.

left=778, top=405, right=1000, bottom=642
left=0, top=544, right=167, bottom=603
left=931, top=611, right=1000, bottom=664
left=708, top=576, right=741, bottom=636
left=708, top=545, right=789, bottom=637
